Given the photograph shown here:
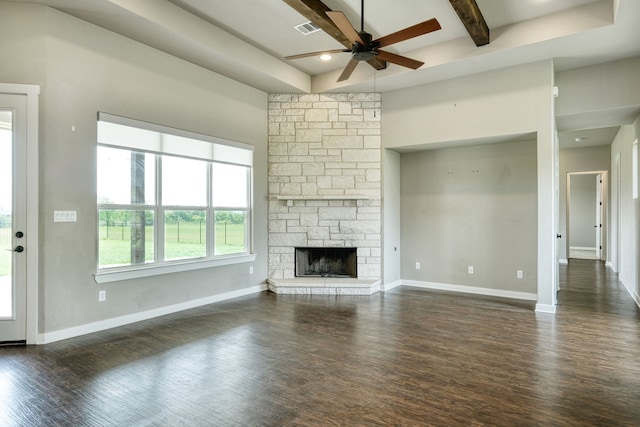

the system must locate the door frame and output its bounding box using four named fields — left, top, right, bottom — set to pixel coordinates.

left=0, top=83, right=39, bottom=344
left=566, top=170, right=608, bottom=261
